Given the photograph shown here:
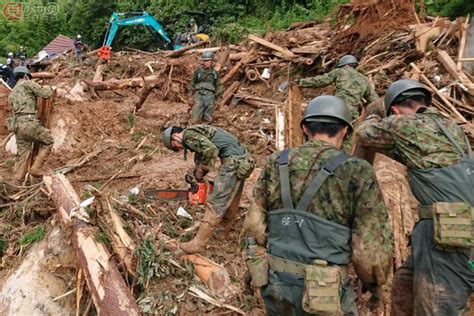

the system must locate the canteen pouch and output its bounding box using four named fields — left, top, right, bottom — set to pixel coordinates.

left=302, top=261, right=343, bottom=315
left=6, top=116, right=16, bottom=133
left=243, top=245, right=269, bottom=287
left=432, top=202, right=473, bottom=249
